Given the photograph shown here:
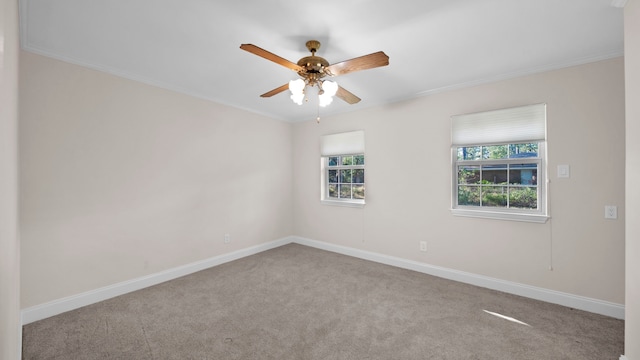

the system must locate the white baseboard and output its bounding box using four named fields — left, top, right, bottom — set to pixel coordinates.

left=619, top=355, right=627, bottom=360
left=291, top=236, right=625, bottom=320
left=22, top=235, right=625, bottom=325
left=21, top=236, right=294, bottom=325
